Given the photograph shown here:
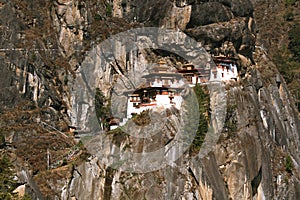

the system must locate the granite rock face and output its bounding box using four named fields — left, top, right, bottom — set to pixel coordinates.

left=62, top=47, right=300, bottom=200
left=0, top=0, right=299, bottom=199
